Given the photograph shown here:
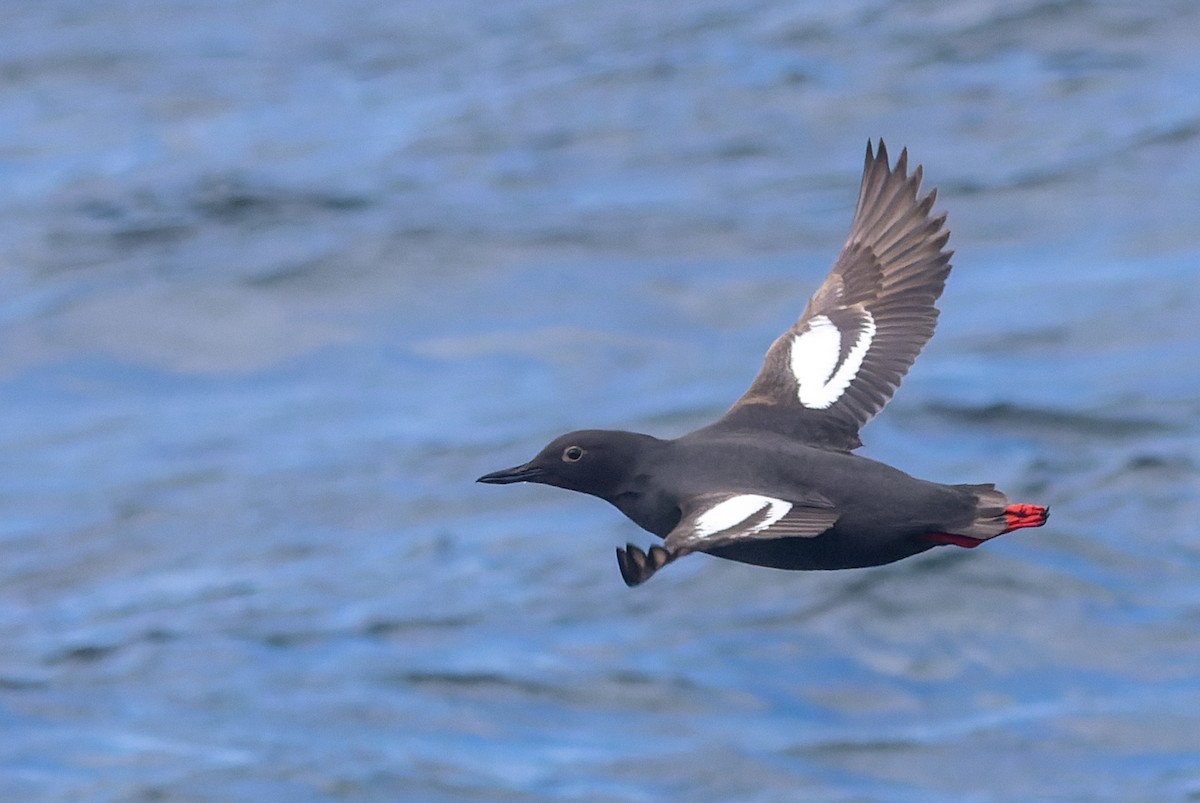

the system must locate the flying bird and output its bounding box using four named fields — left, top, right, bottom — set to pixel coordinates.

left=478, top=141, right=1048, bottom=587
